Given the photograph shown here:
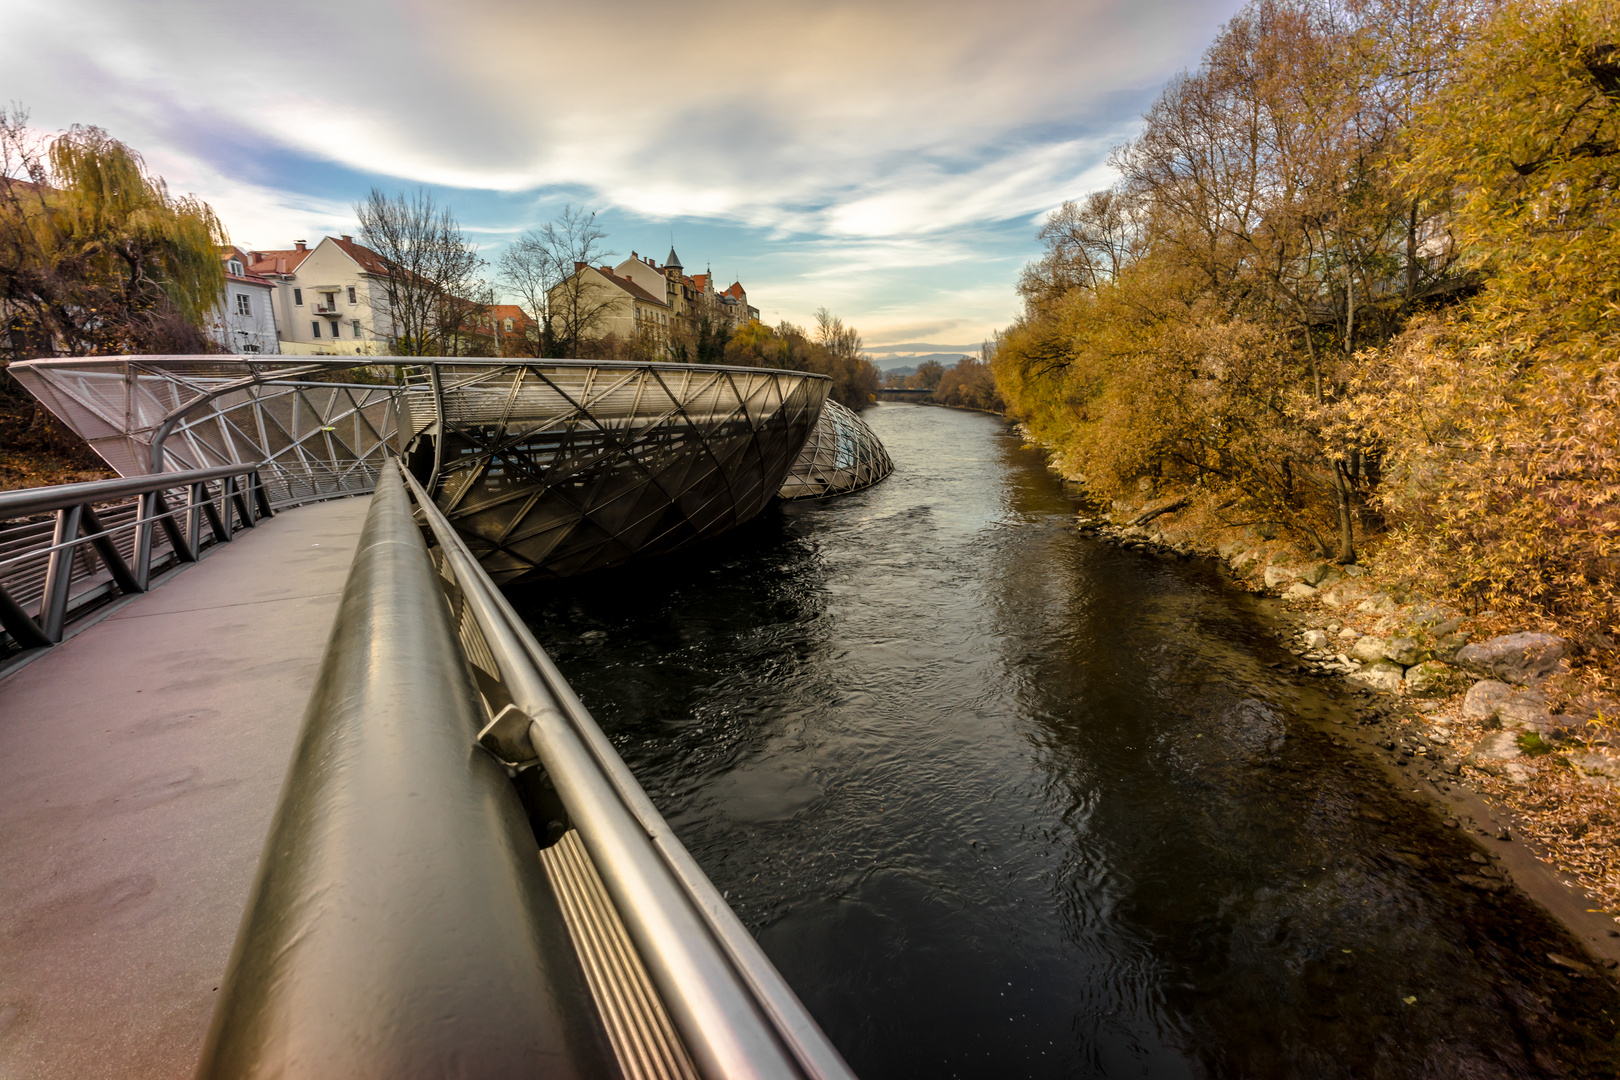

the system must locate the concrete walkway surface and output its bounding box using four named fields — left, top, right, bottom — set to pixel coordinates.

left=0, top=495, right=371, bottom=1079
